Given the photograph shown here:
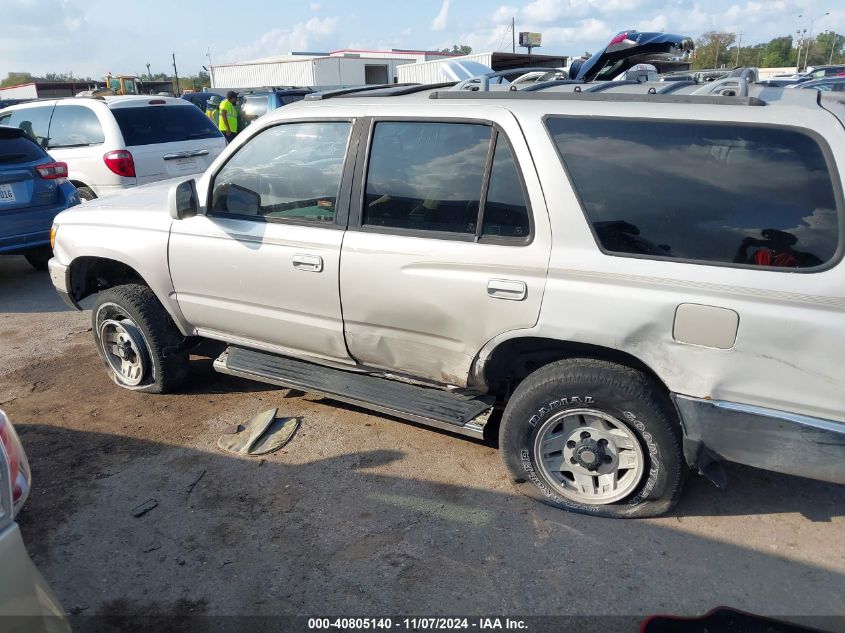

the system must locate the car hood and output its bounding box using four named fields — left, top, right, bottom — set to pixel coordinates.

left=573, top=31, right=694, bottom=82
left=54, top=177, right=185, bottom=230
